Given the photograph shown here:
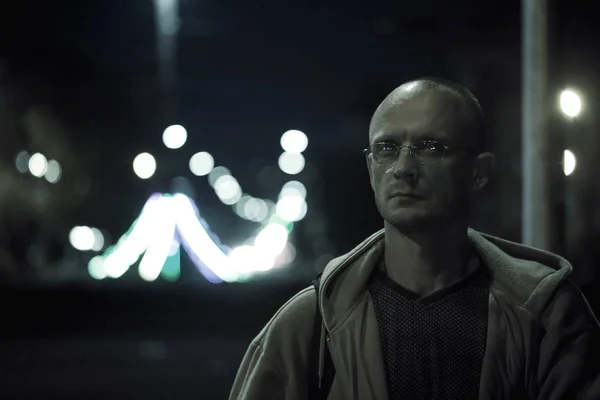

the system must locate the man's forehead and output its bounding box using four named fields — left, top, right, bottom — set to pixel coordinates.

left=380, top=87, right=462, bottom=116
left=370, top=91, right=465, bottom=141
